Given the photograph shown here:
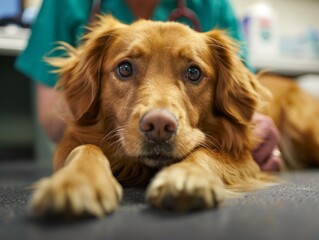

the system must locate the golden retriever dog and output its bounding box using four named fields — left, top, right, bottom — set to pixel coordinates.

left=29, top=16, right=309, bottom=218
